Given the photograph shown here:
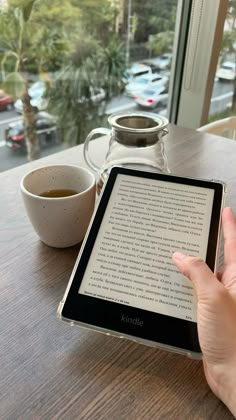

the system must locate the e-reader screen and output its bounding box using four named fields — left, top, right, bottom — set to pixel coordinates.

left=79, top=173, right=215, bottom=322
left=59, top=167, right=225, bottom=356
